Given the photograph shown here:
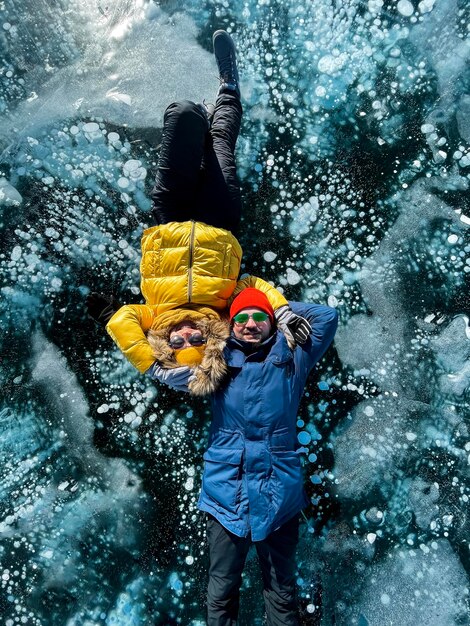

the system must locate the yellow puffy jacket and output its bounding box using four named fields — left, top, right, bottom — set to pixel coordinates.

left=106, top=221, right=288, bottom=373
